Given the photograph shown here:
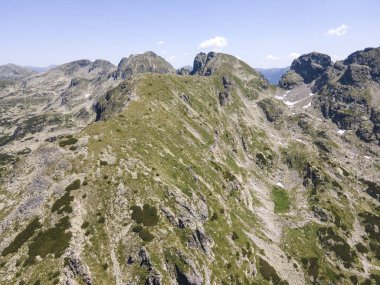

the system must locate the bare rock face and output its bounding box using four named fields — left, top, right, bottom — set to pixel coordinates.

left=280, top=47, right=380, bottom=145
left=279, top=52, right=332, bottom=88
left=0, top=58, right=117, bottom=152
left=190, top=51, right=220, bottom=76
left=315, top=48, right=380, bottom=144
left=290, top=52, right=333, bottom=84
left=0, top=64, right=36, bottom=80
left=188, top=227, right=213, bottom=256
left=113, top=51, right=175, bottom=79
left=173, top=254, right=203, bottom=285
left=177, top=66, right=192, bottom=75
left=278, top=70, right=304, bottom=89
left=67, top=256, right=93, bottom=285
